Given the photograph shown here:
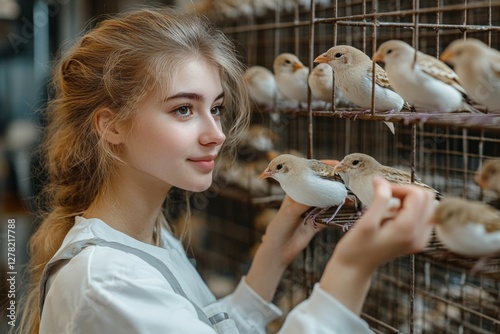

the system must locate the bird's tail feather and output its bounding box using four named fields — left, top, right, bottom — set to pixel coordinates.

left=384, top=121, right=396, bottom=134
